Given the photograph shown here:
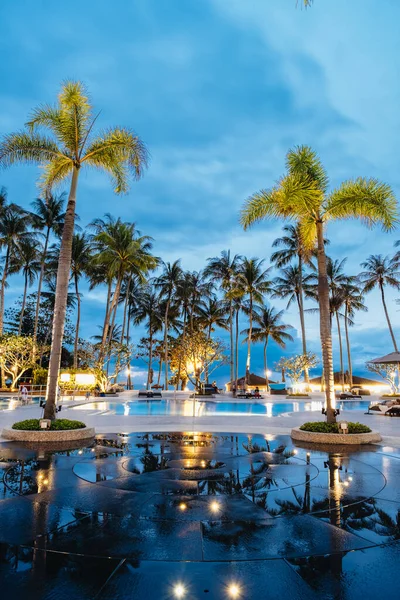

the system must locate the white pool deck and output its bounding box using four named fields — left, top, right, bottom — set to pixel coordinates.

left=1, top=390, right=400, bottom=447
